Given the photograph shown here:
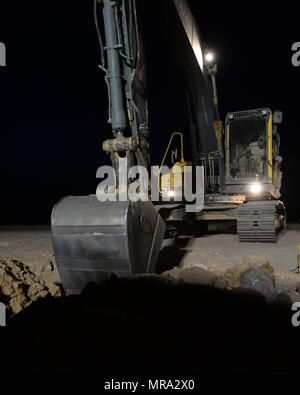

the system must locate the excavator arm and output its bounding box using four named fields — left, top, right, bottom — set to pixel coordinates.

left=51, top=0, right=165, bottom=295
left=51, top=0, right=224, bottom=295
